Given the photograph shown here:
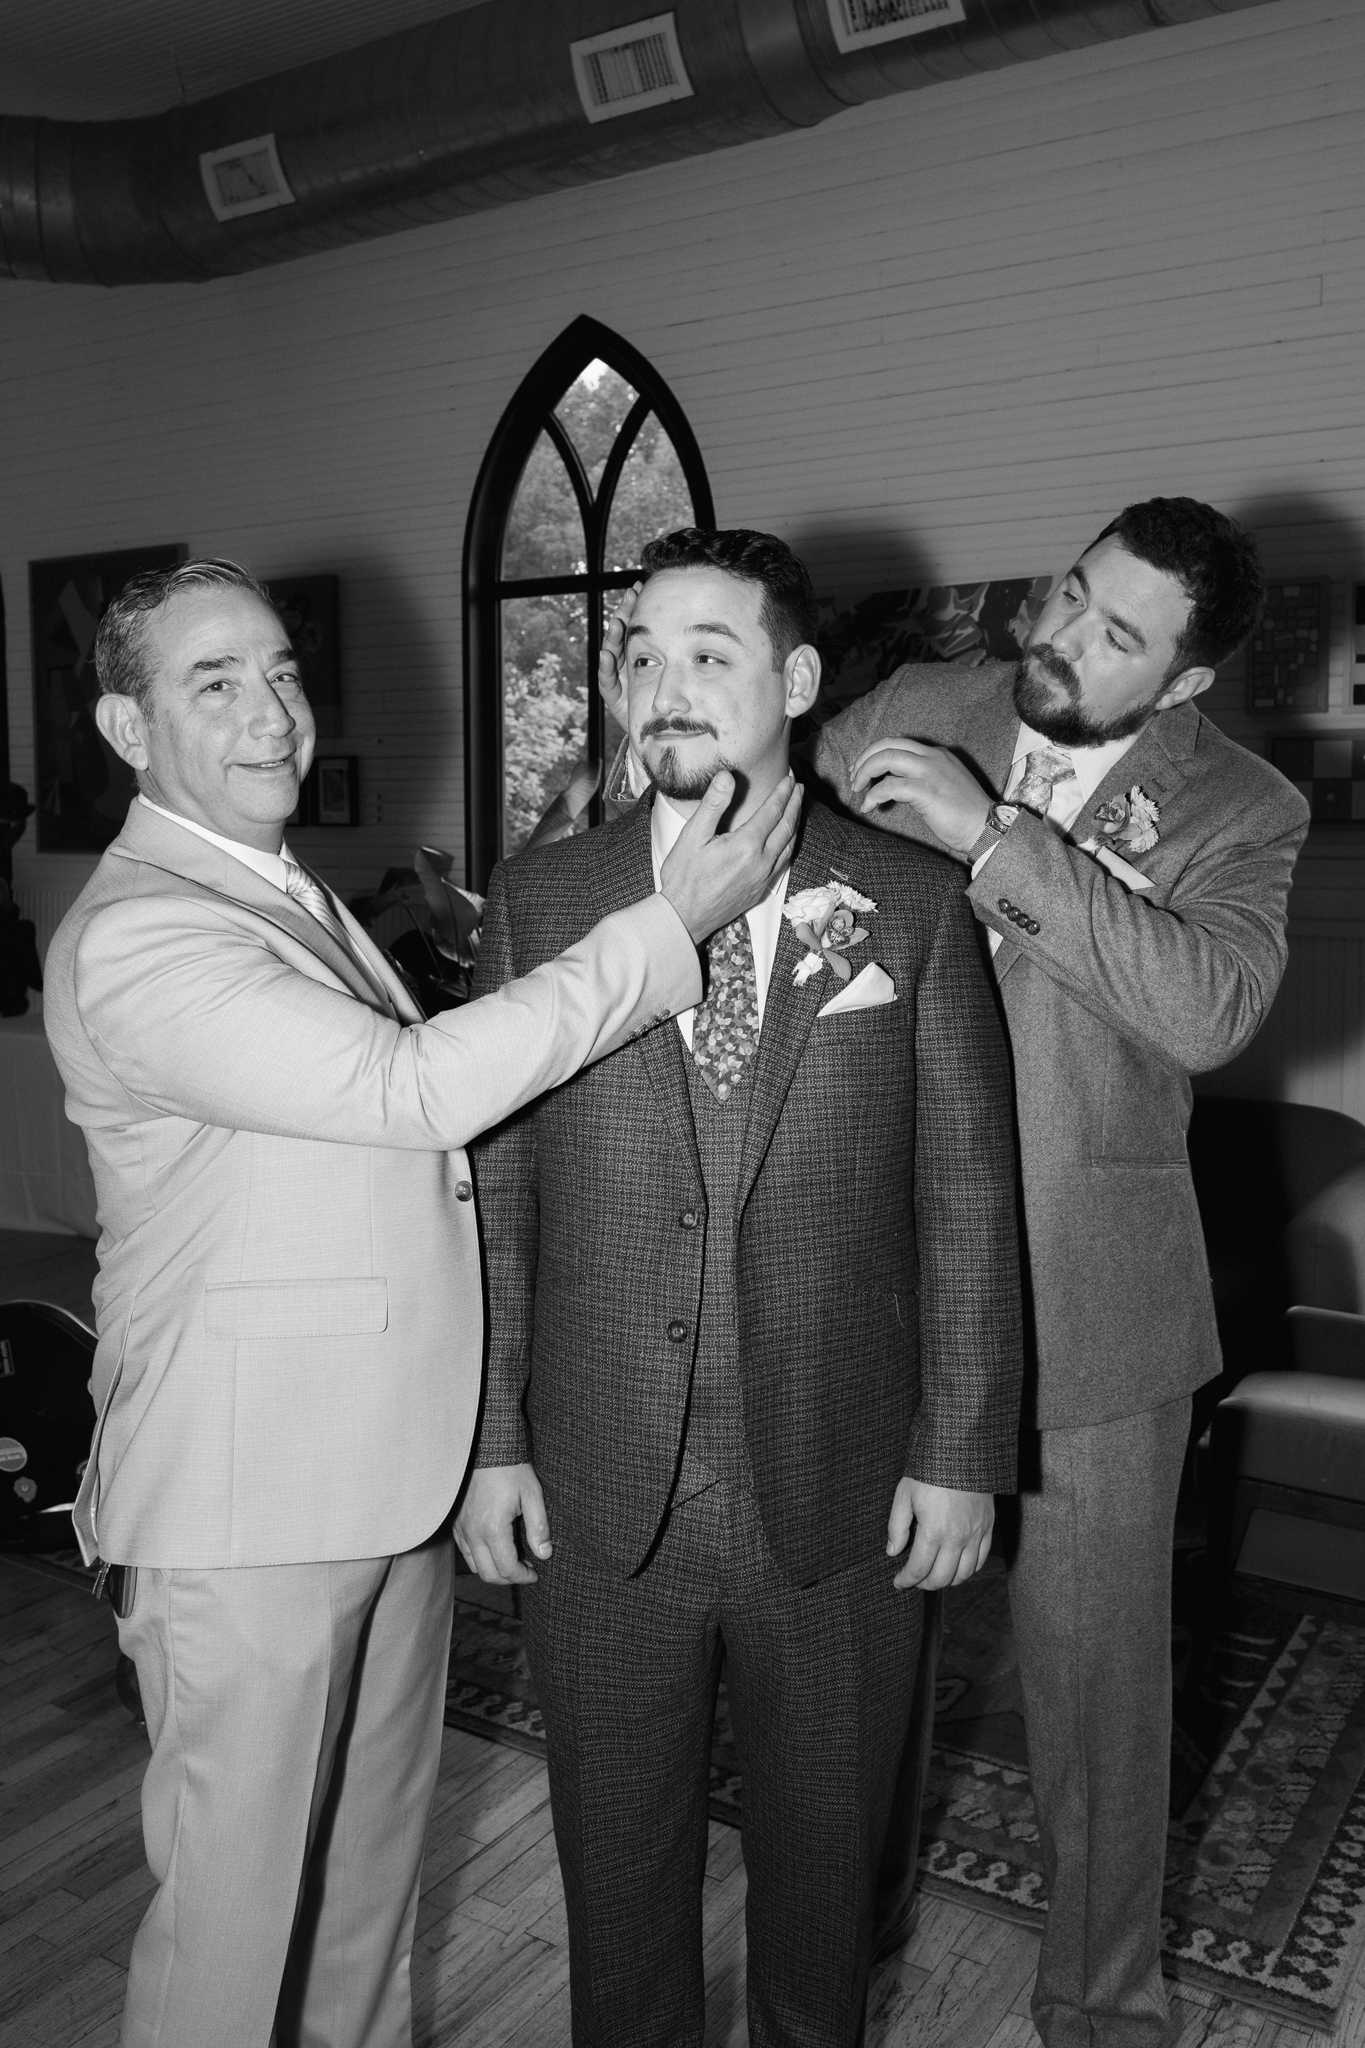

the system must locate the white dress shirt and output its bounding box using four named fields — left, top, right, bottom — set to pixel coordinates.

left=649, top=792, right=790, bottom=1050
left=972, top=722, right=1142, bottom=953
